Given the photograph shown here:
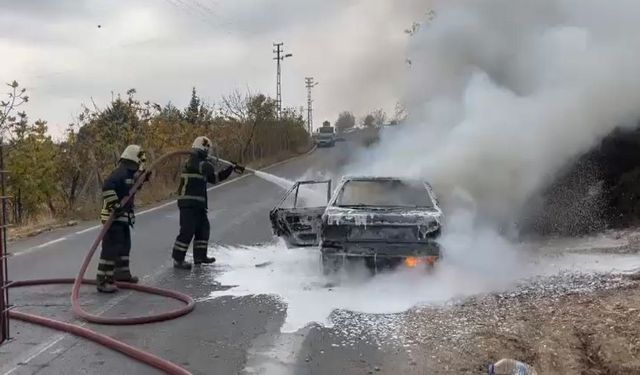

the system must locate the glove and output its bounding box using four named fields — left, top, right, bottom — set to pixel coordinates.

left=230, top=161, right=245, bottom=174
left=128, top=211, right=136, bottom=228
left=113, top=204, right=125, bottom=216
